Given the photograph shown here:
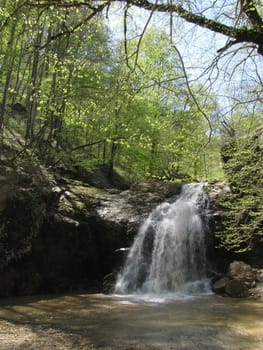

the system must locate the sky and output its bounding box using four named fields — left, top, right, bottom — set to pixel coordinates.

left=105, top=3, right=263, bottom=120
